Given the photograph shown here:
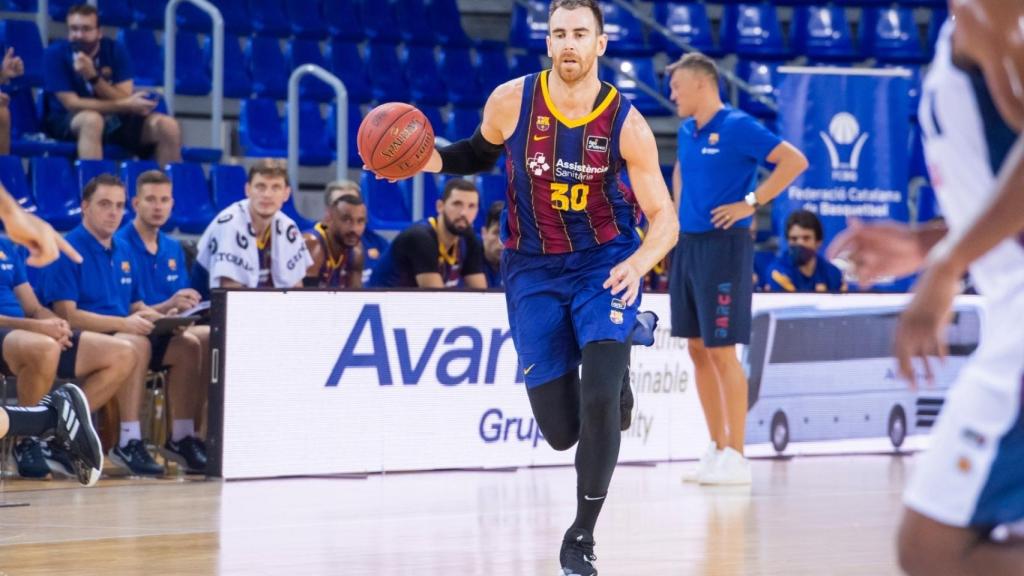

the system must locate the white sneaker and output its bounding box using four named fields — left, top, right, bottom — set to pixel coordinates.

left=699, top=447, right=752, bottom=486
left=682, top=442, right=719, bottom=483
